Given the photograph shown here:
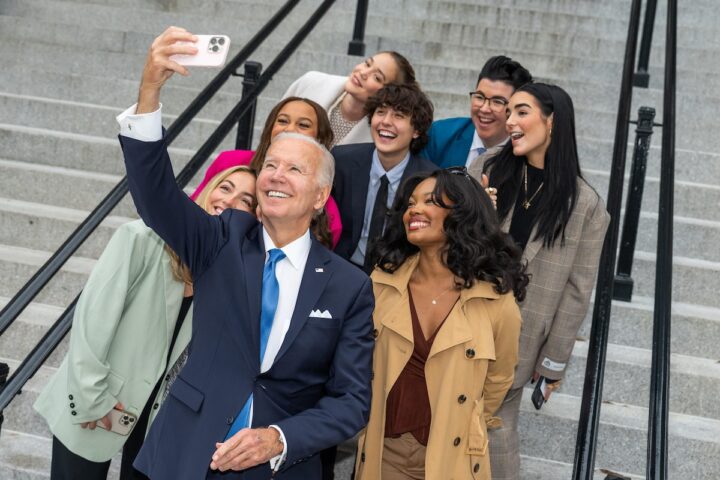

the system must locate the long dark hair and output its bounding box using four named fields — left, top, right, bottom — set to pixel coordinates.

left=484, top=83, right=581, bottom=247
left=372, top=169, right=529, bottom=301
